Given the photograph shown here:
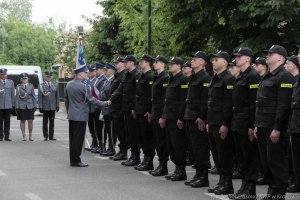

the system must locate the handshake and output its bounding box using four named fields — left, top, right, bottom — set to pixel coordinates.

left=105, top=100, right=111, bottom=106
